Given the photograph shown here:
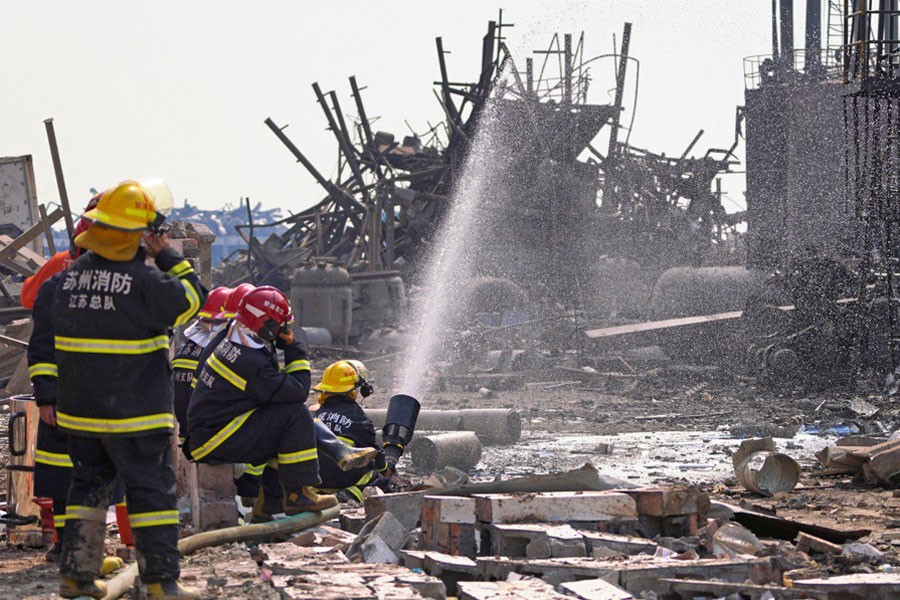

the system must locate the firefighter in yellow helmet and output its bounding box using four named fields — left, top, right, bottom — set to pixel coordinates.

left=313, top=360, right=388, bottom=502
left=52, top=180, right=205, bottom=599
